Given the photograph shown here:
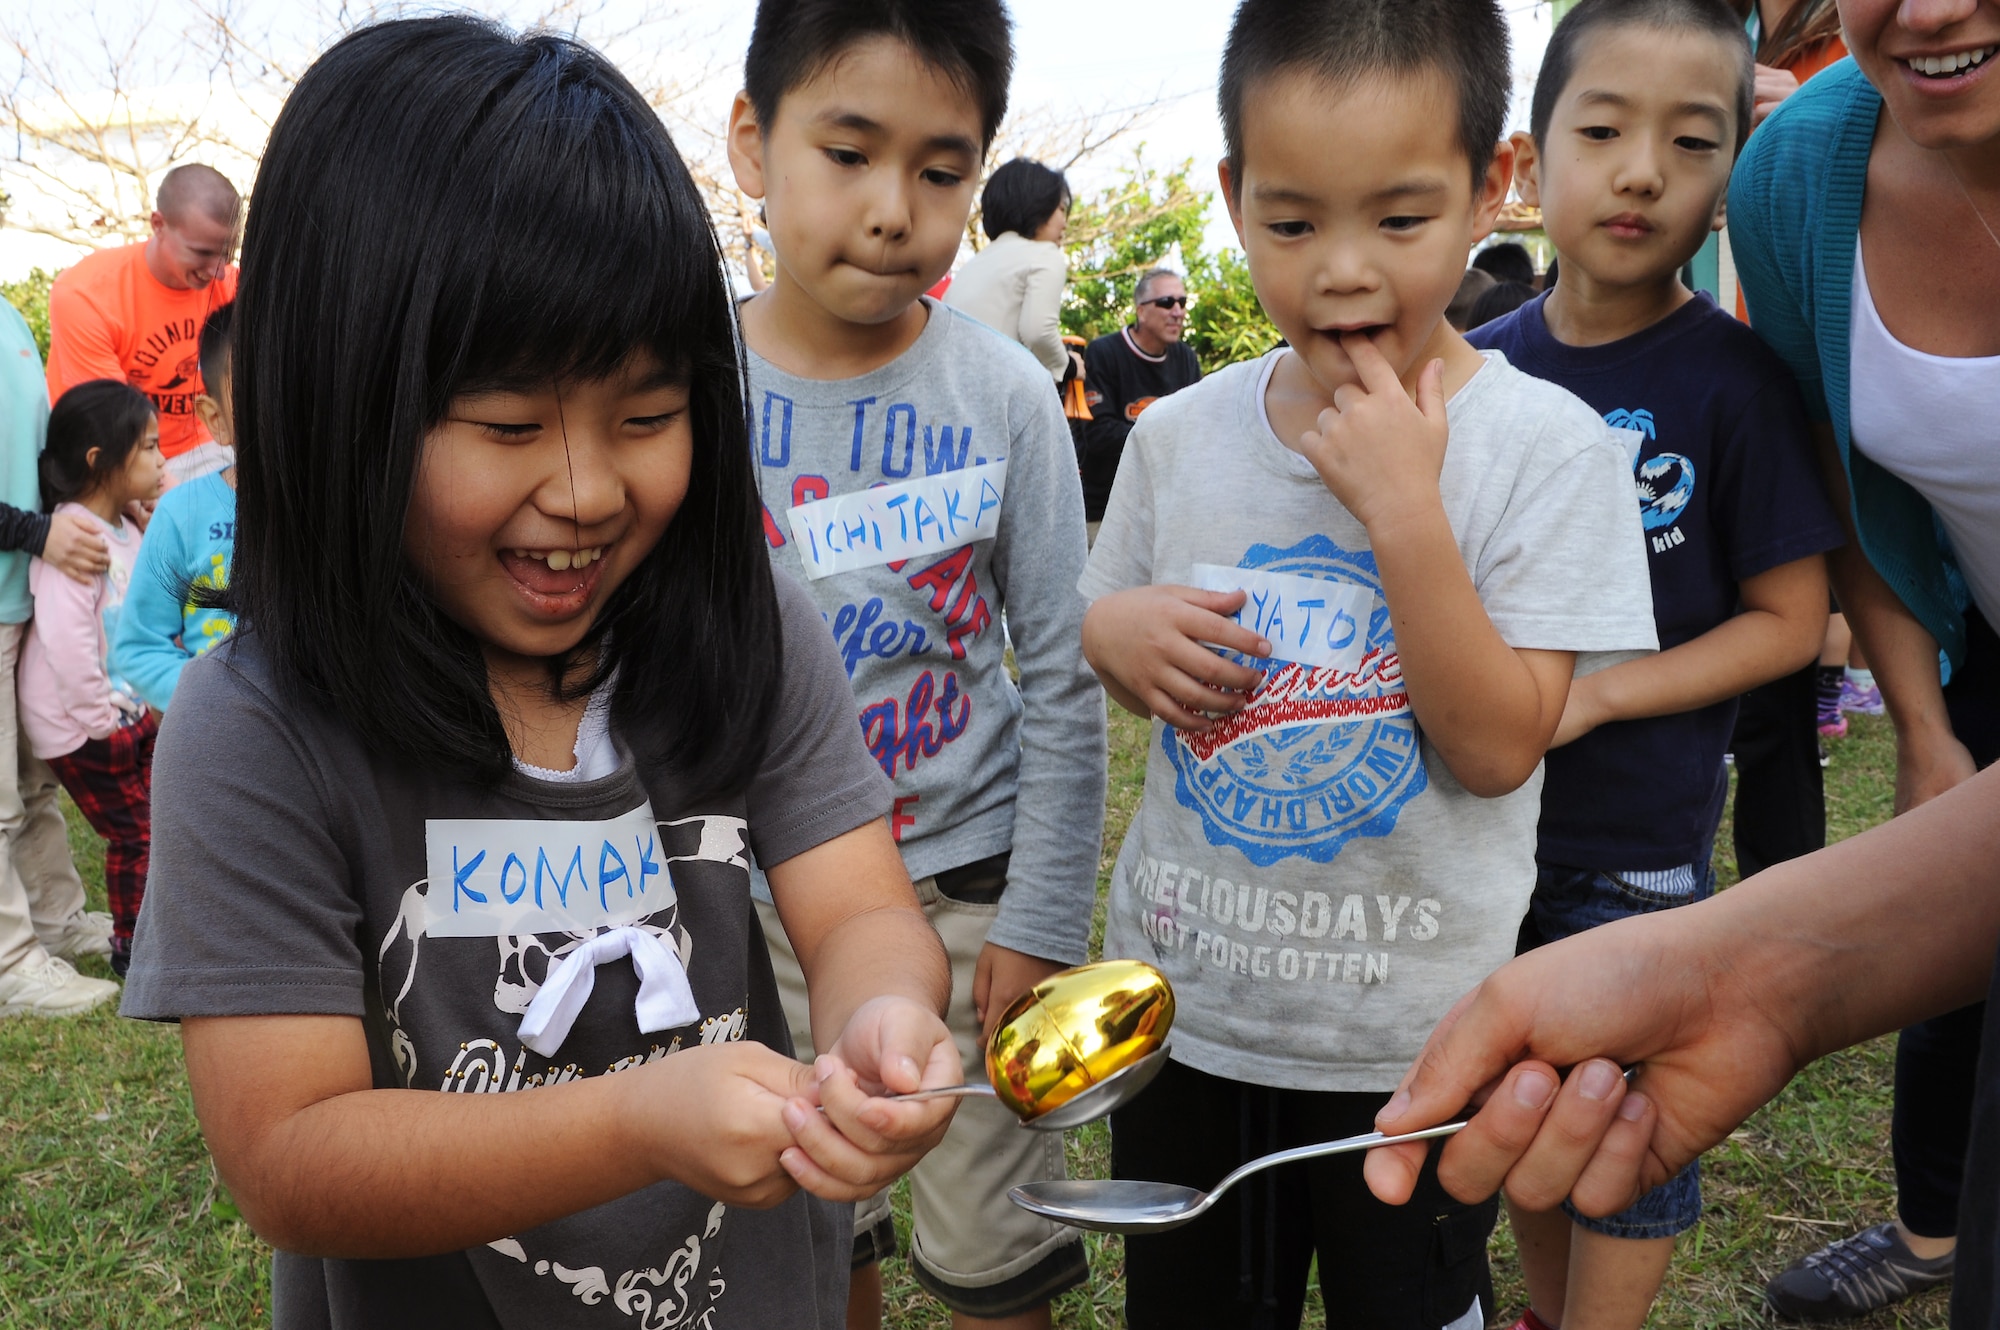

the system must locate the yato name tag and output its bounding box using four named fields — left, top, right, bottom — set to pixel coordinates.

left=787, top=460, right=1007, bottom=580
left=423, top=803, right=671, bottom=938
left=1191, top=563, right=1375, bottom=673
